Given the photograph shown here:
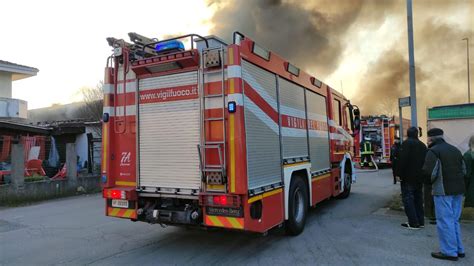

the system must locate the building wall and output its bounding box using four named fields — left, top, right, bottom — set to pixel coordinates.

left=0, top=72, right=12, bottom=98
left=75, top=133, right=88, bottom=168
